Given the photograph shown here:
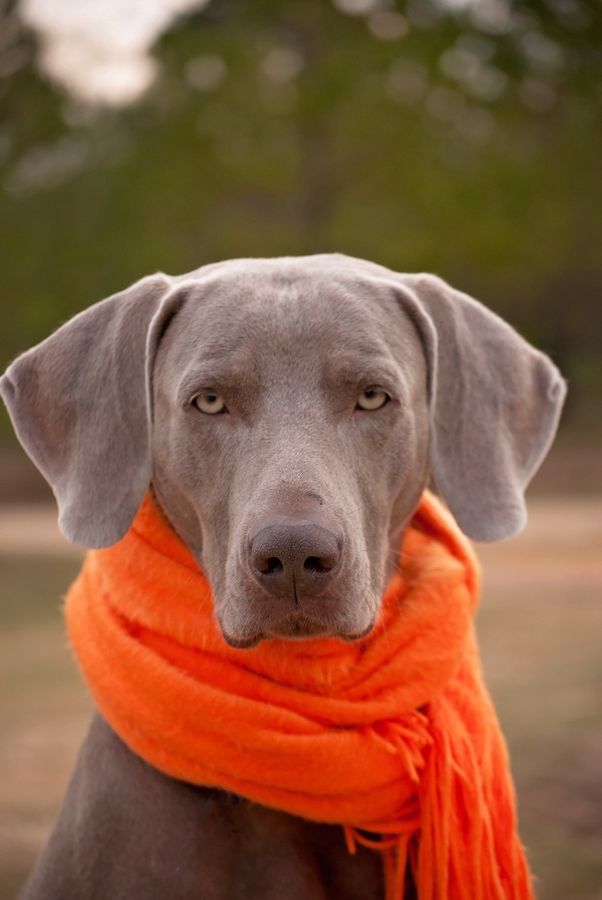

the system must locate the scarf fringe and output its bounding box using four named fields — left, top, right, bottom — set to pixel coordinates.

left=415, top=667, right=532, bottom=900
left=344, top=826, right=411, bottom=900
left=345, top=677, right=532, bottom=900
